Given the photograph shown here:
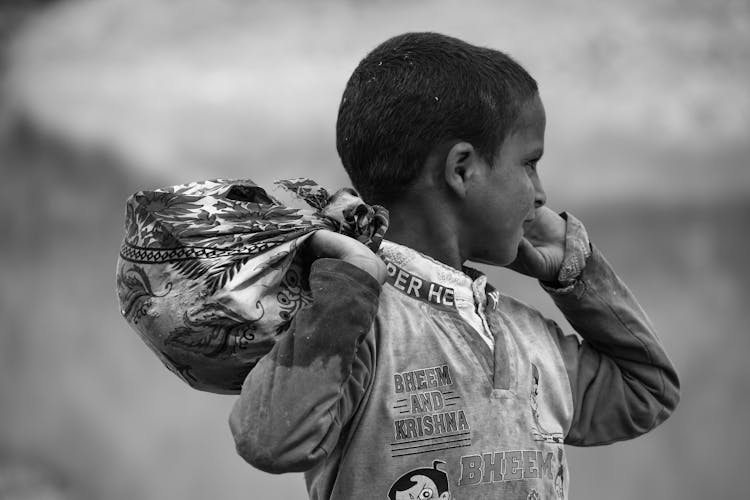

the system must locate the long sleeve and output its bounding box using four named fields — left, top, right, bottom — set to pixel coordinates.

left=229, top=258, right=380, bottom=473
left=547, top=244, right=680, bottom=446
